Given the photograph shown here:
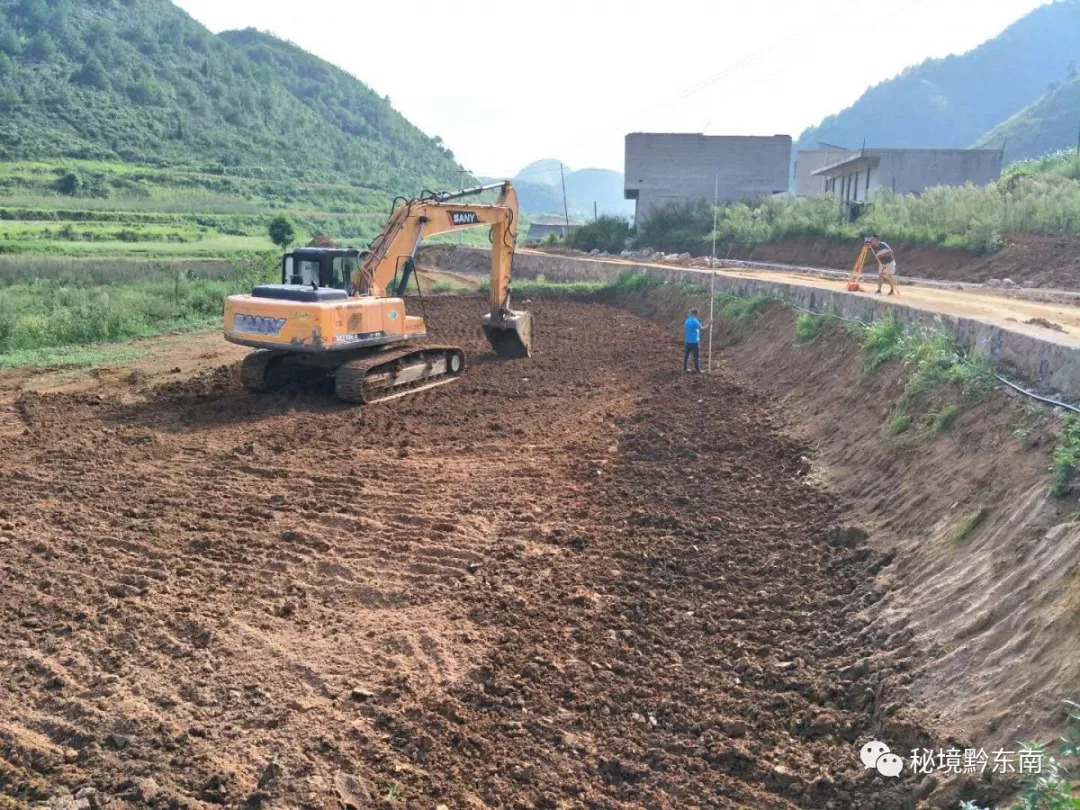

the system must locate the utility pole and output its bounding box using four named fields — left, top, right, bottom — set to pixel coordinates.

left=457, top=169, right=468, bottom=244
left=559, top=162, right=570, bottom=238
left=708, top=172, right=717, bottom=374
left=594, top=201, right=598, bottom=221
left=708, top=268, right=715, bottom=374
left=710, top=174, right=718, bottom=269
